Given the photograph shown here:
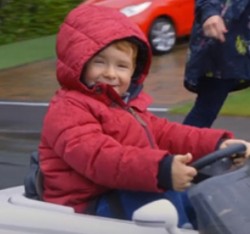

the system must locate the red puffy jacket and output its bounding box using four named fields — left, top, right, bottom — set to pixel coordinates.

left=39, top=4, right=233, bottom=213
